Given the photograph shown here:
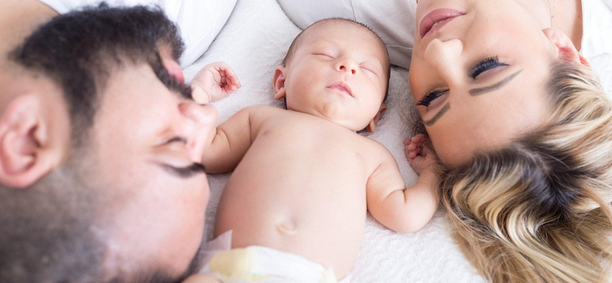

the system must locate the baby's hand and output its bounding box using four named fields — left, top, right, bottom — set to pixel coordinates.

left=191, top=61, right=241, bottom=104
left=405, top=134, right=436, bottom=175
